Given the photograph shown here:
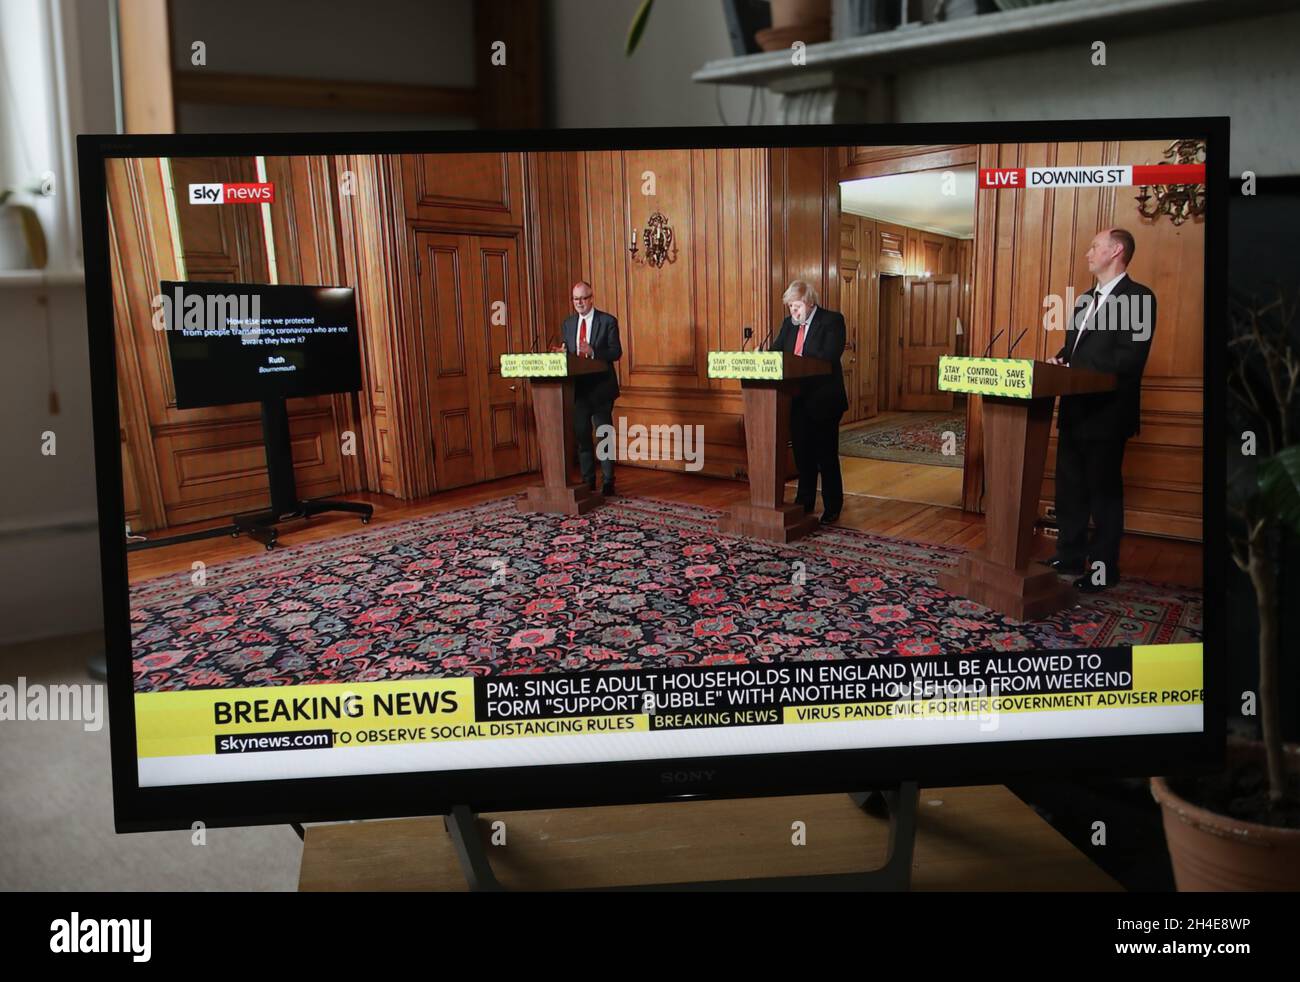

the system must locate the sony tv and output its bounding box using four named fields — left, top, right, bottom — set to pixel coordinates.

left=77, top=119, right=1223, bottom=833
